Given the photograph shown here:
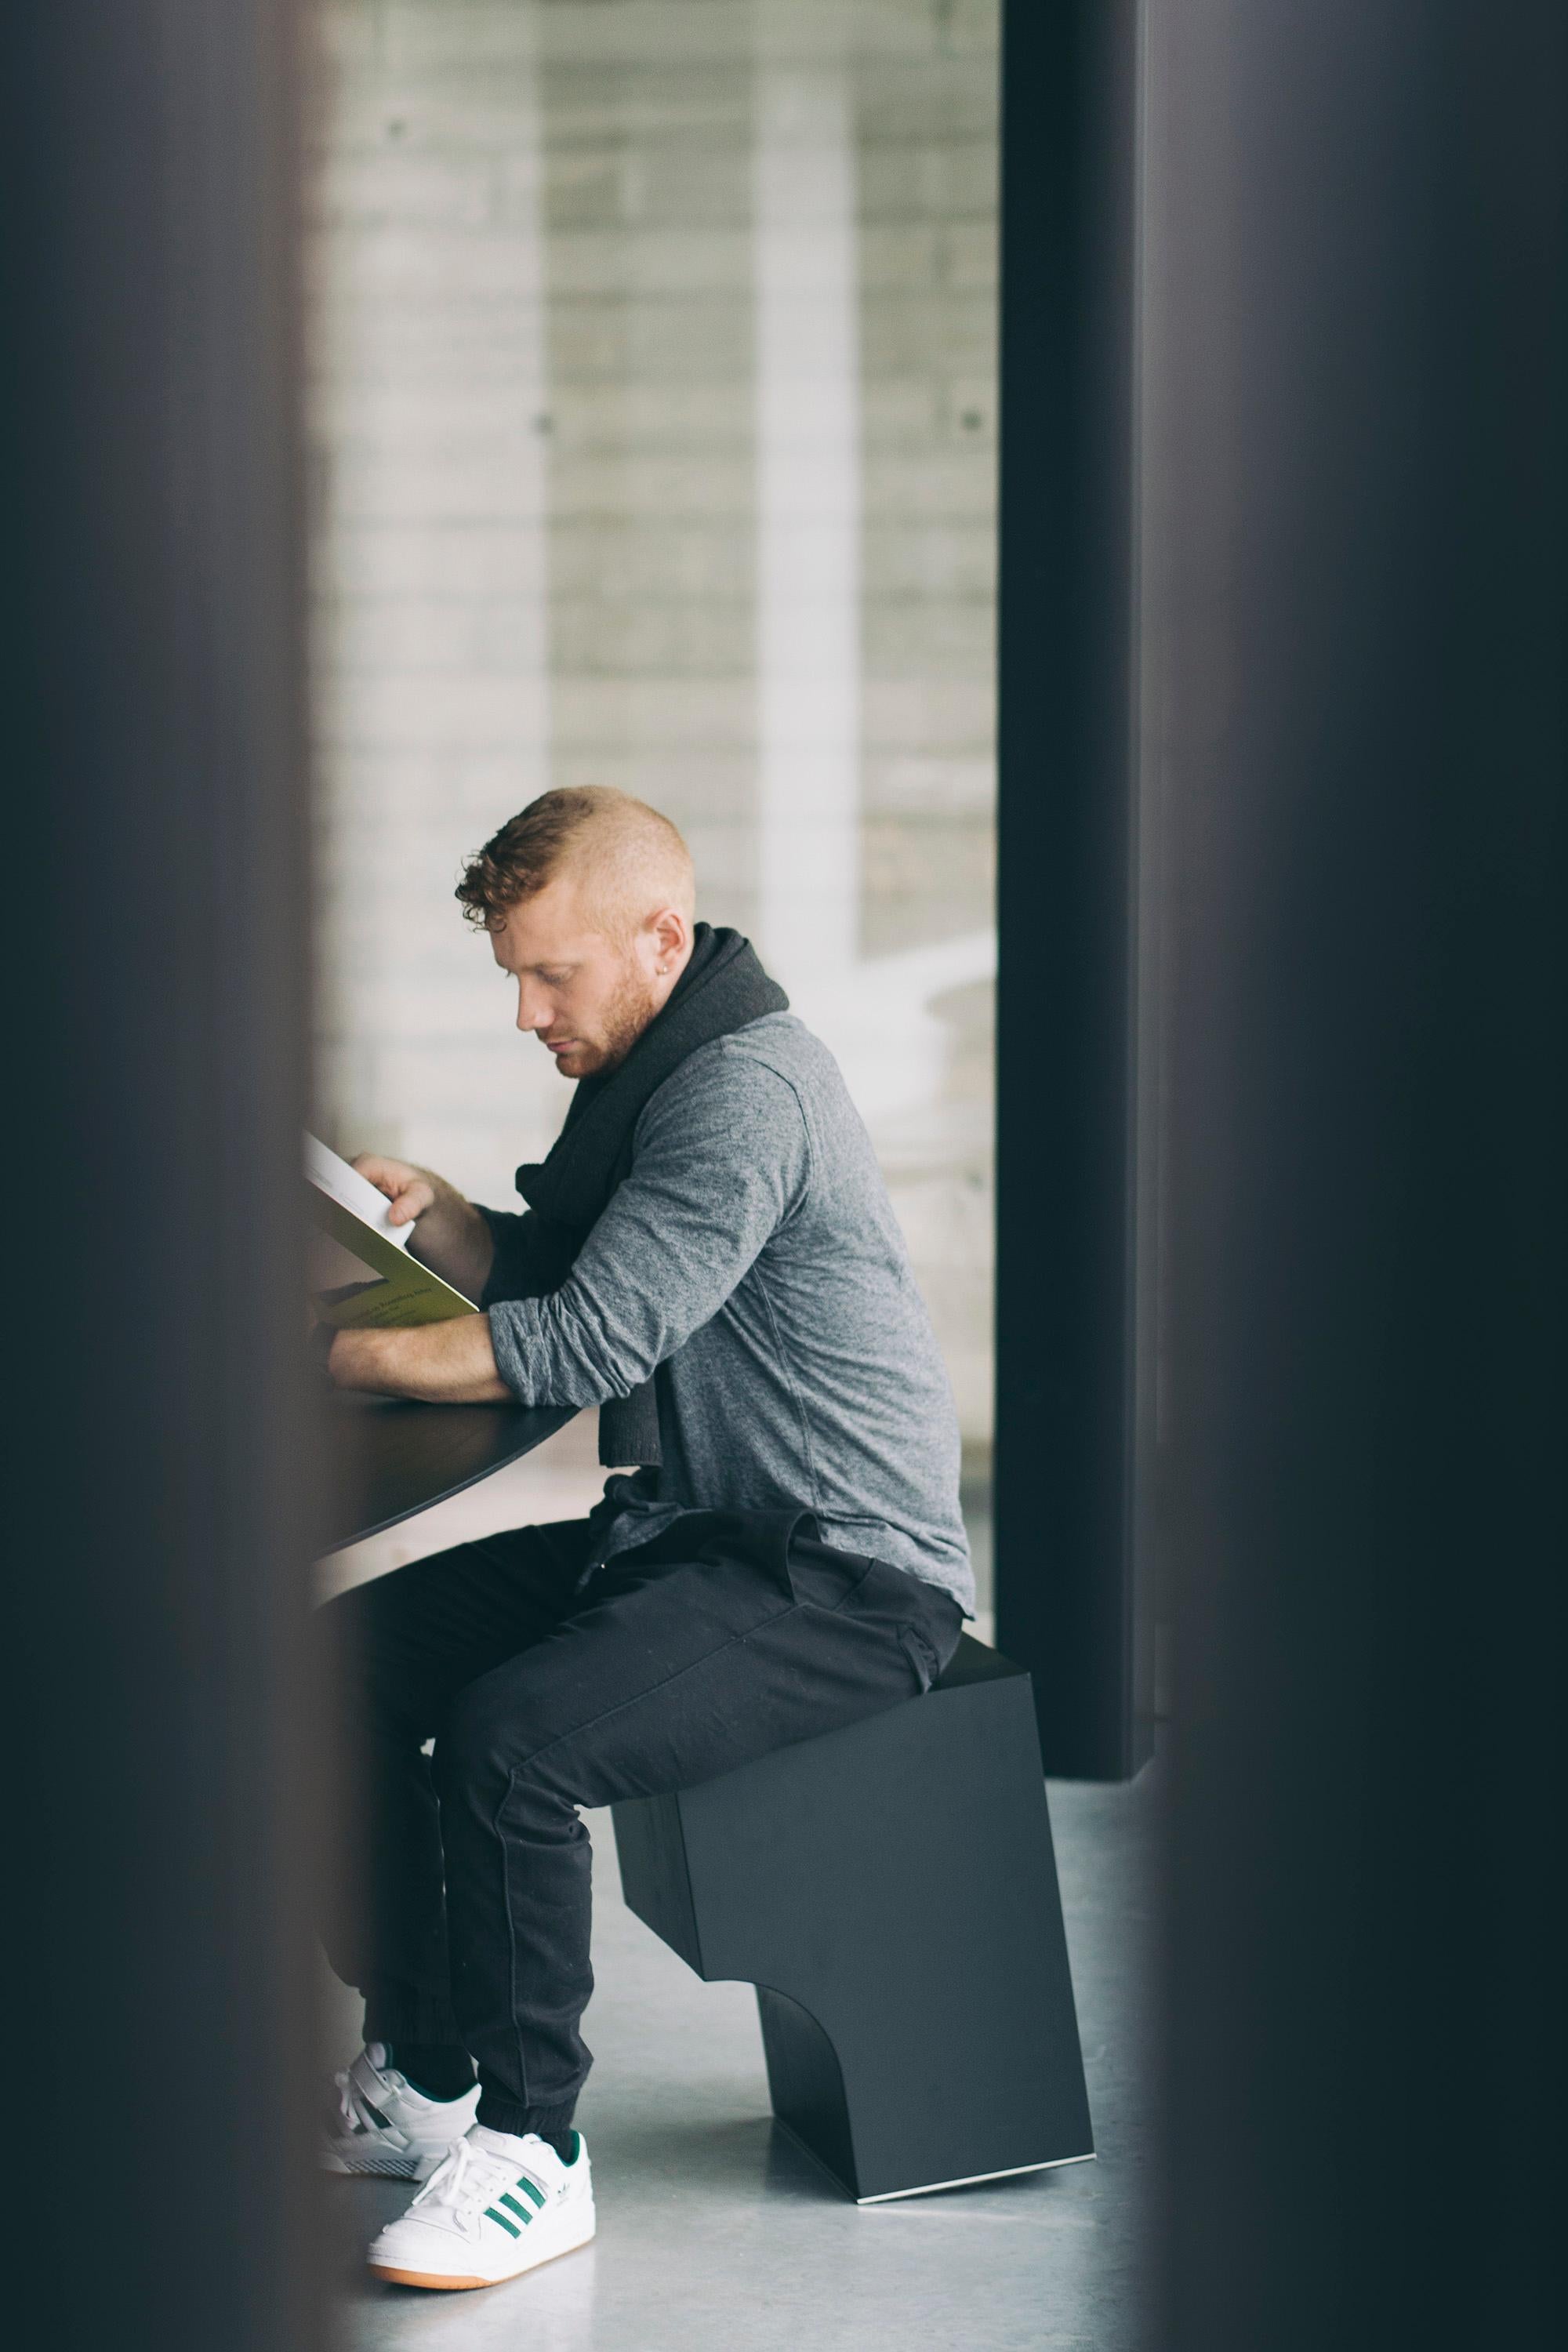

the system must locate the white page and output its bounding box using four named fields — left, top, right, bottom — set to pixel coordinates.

left=303, top=1131, right=412, bottom=1250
